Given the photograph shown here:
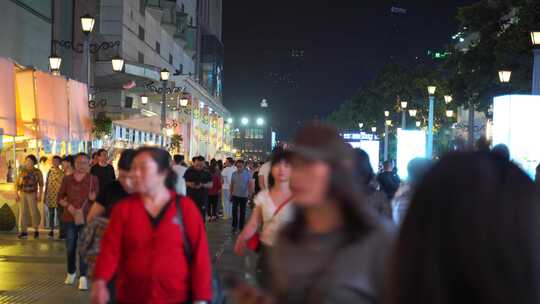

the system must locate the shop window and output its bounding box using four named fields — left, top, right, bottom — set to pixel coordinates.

left=125, top=96, right=133, bottom=108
